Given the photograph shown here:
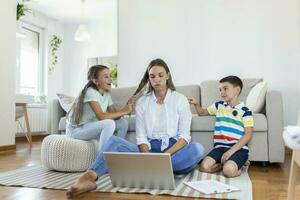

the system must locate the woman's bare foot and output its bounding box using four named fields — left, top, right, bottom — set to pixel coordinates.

left=66, top=170, right=98, bottom=198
